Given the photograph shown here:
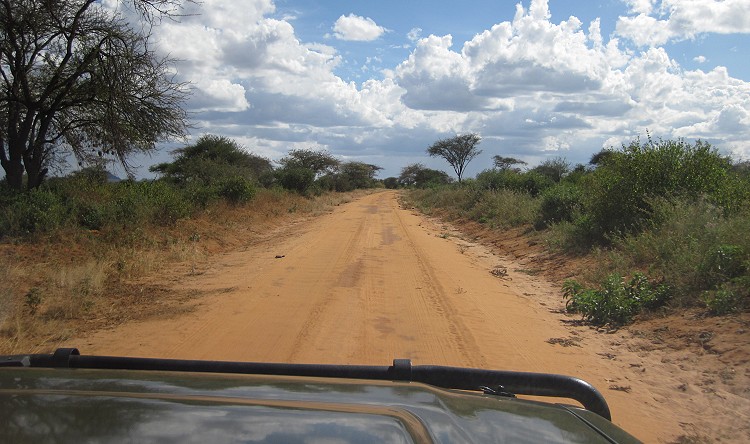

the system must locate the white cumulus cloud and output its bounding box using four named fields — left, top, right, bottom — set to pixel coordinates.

left=617, top=0, right=750, bottom=46
left=332, top=14, right=387, bottom=41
